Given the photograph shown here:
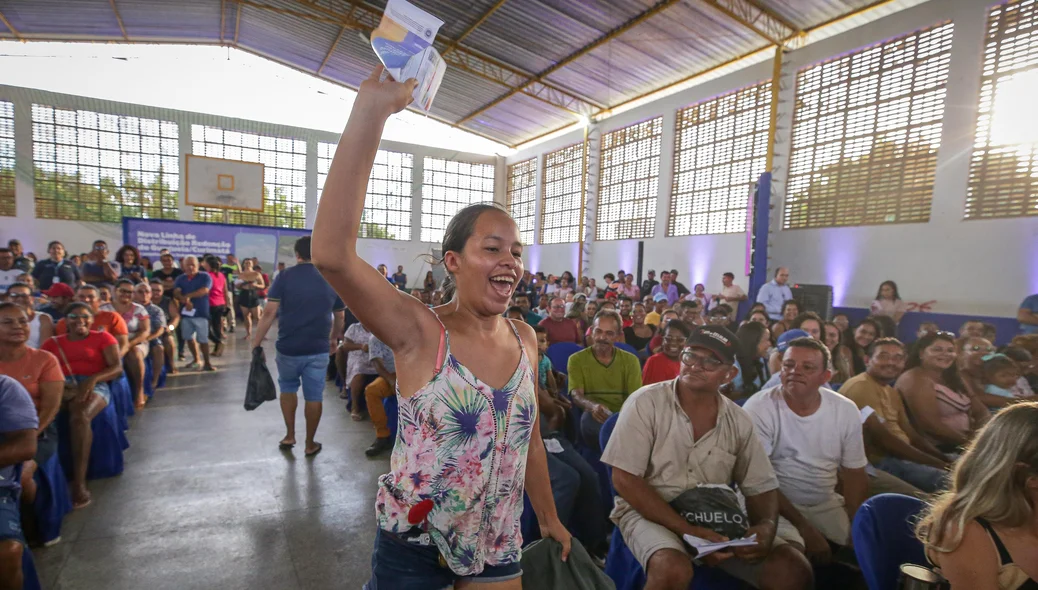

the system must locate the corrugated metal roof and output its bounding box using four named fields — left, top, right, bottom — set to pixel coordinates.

left=0, top=0, right=911, bottom=147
